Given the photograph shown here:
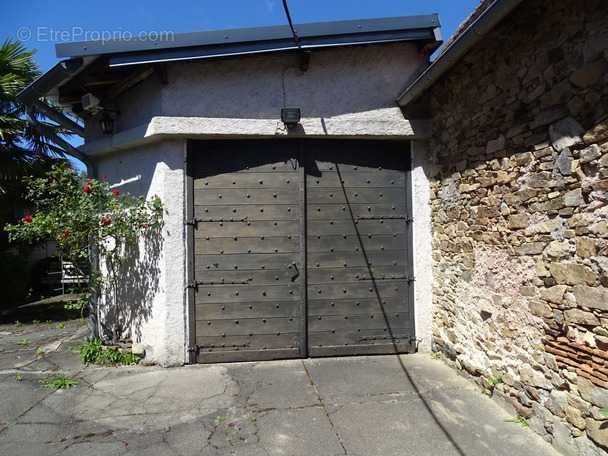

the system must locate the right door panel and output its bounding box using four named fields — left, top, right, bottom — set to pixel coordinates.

left=304, top=141, right=415, bottom=357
